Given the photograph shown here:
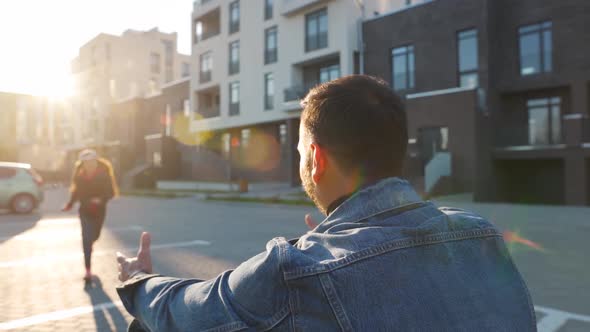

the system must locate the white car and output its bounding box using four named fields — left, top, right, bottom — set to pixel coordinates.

left=0, top=162, right=44, bottom=214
